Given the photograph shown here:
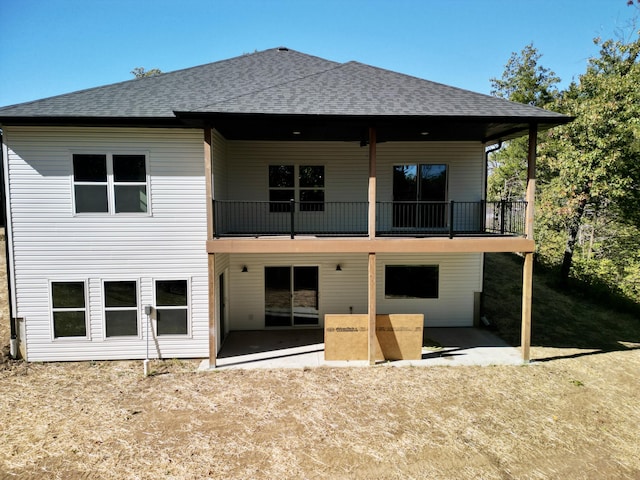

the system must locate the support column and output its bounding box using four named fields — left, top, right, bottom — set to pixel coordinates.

left=521, top=124, right=537, bottom=363
left=204, top=127, right=214, bottom=240
left=525, top=124, right=537, bottom=240
left=204, top=127, right=217, bottom=368
left=208, top=253, right=217, bottom=368
left=367, top=127, right=377, bottom=365
left=368, top=127, right=377, bottom=239
left=368, top=252, right=376, bottom=365
left=521, top=252, right=533, bottom=362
